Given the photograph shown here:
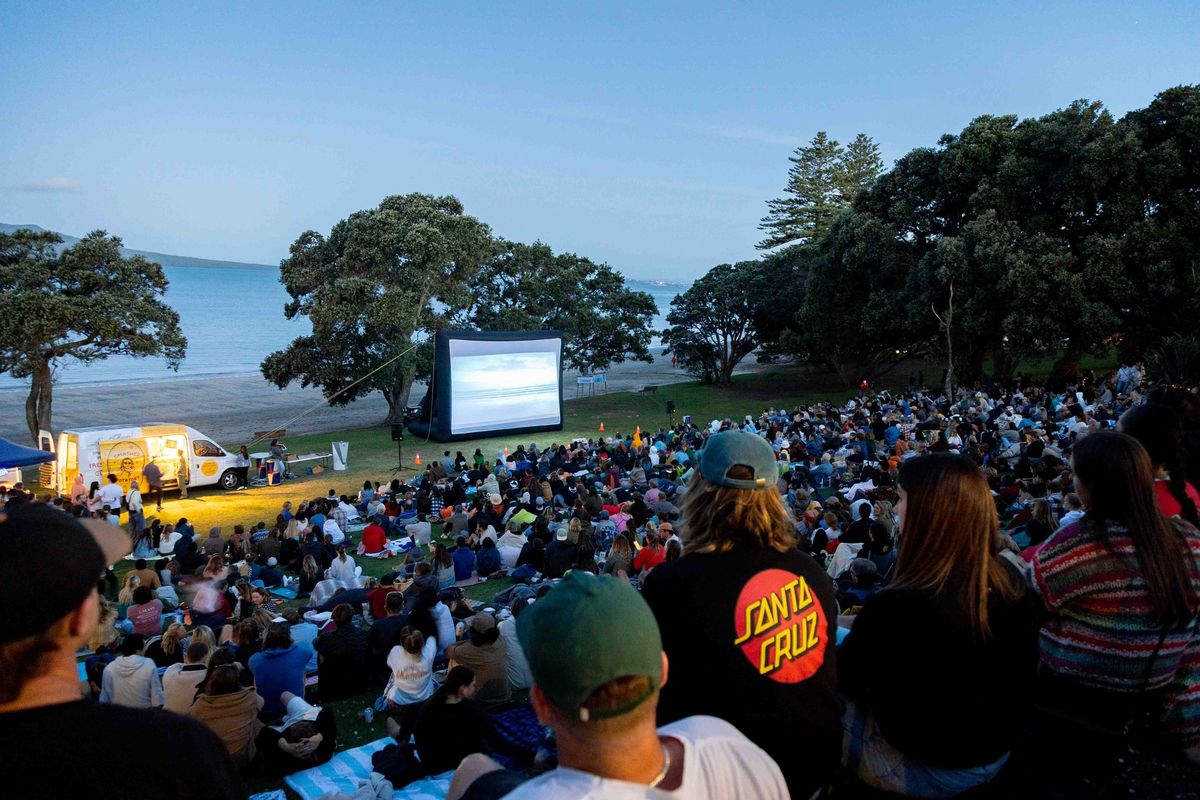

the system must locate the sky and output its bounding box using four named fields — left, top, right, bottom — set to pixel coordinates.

left=2, top=2, right=1198, bottom=282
